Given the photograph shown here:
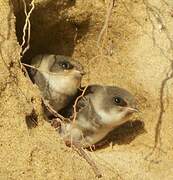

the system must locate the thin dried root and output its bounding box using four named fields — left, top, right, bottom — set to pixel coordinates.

left=42, top=99, right=68, bottom=122
left=72, top=143, right=102, bottom=178
left=22, top=63, right=38, bottom=70
left=97, top=0, right=115, bottom=49
left=21, top=0, right=35, bottom=56
left=72, top=86, right=88, bottom=123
